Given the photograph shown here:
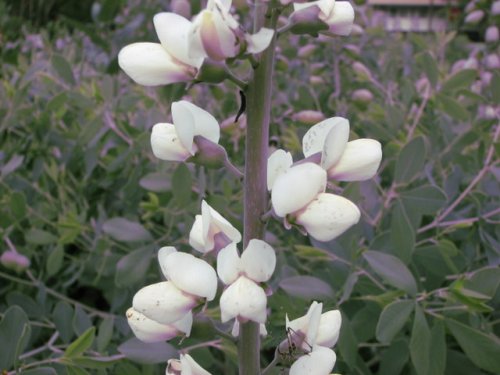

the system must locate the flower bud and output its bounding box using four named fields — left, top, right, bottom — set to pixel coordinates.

left=352, top=61, right=372, bottom=80
left=492, top=1, right=500, bottom=15
left=189, top=136, right=229, bottom=169
left=351, top=89, right=373, bottom=103
left=289, top=4, right=330, bottom=36
left=292, top=0, right=355, bottom=36
left=485, top=26, right=499, bottom=43
left=464, top=10, right=484, bottom=24
left=298, top=45, right=317, bottom=58
left=0, top=251, right=30, bottom=273
left=293, top=110, right=326, bottom=125
left=485, top=54, right=500, bottom=69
